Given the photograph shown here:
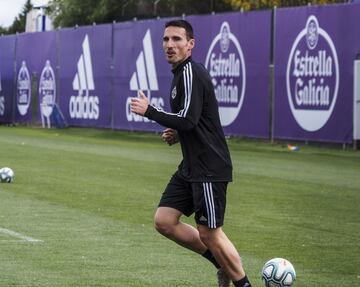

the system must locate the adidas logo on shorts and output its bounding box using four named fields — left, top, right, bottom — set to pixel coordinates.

left=199, top=216, right=208, bottom=222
